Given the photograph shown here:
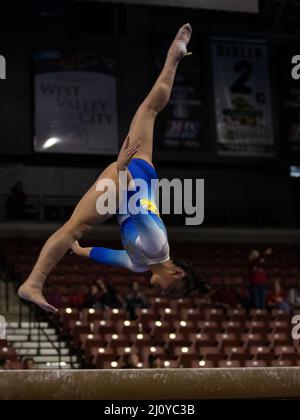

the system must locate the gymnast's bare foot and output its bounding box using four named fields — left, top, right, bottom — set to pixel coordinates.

left=18, top=282, right=58, bottom=314
left=168, top=23, right=193, bottom=62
